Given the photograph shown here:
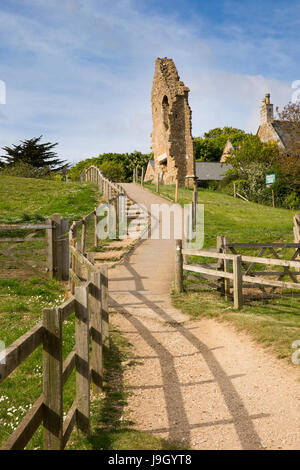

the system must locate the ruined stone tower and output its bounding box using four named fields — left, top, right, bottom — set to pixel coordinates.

left=151, top=58, right=195, bottom=187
